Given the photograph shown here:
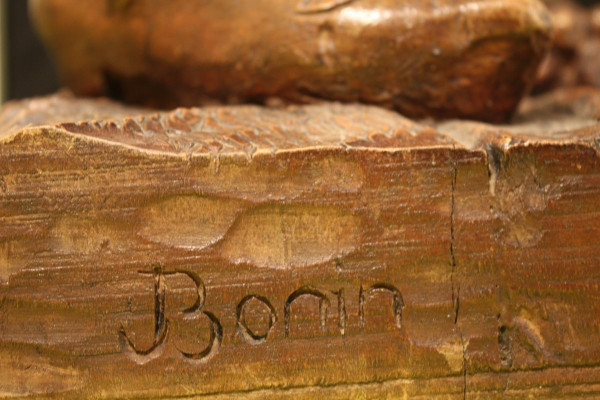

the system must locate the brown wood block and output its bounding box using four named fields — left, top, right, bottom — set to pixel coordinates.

left=1, top=89, right=600, bottom=398
left=29, top=0, right=551, bottom=122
